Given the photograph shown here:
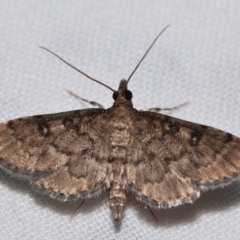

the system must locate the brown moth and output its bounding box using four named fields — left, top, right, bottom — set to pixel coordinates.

left=1, top=26, right=240, bottom=221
